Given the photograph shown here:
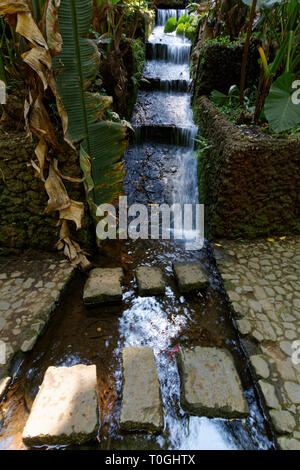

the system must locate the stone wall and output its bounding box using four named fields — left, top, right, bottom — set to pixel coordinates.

left=195, top=97, right=300, bottom=239
left=192, top=41, right=260, bottom=98
left=0, top=131, right=93, bottom=255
